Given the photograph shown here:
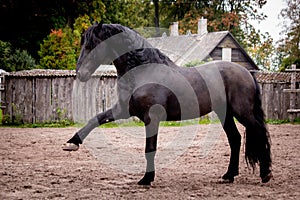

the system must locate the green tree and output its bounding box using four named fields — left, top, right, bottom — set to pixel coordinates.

left=246, top=33, right=276, bottom=71
left=0, top=0, right=106, bottom=59
left=38, top=28, right=76, bottom=70
left=157, top=0, right=267, bottom=48
left=38, top=15, right=92, bottom=70
left=277, top=0, right=300, bottom=71
left=102, top=0, right=154, bottom=28
left=0, top=40, right=36, bottom=72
